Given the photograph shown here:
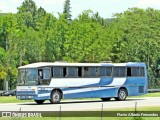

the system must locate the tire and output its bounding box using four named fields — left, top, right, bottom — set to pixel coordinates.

left=34, top=100, right=45, bottom=104
left=115, top=88, right=127, bottom=101
left=50, top=90, right=61, bottom=104
left=101, top=98, right=111, bottom=101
